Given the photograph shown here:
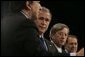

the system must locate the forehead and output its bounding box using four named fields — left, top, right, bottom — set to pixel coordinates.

left=68, top=37, right=77, bottom=42
left=38, top=11, right=51, bottom=18
left=39, top=11, right=50, bottom=15
left=57, top=28, right=69, bottom=33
